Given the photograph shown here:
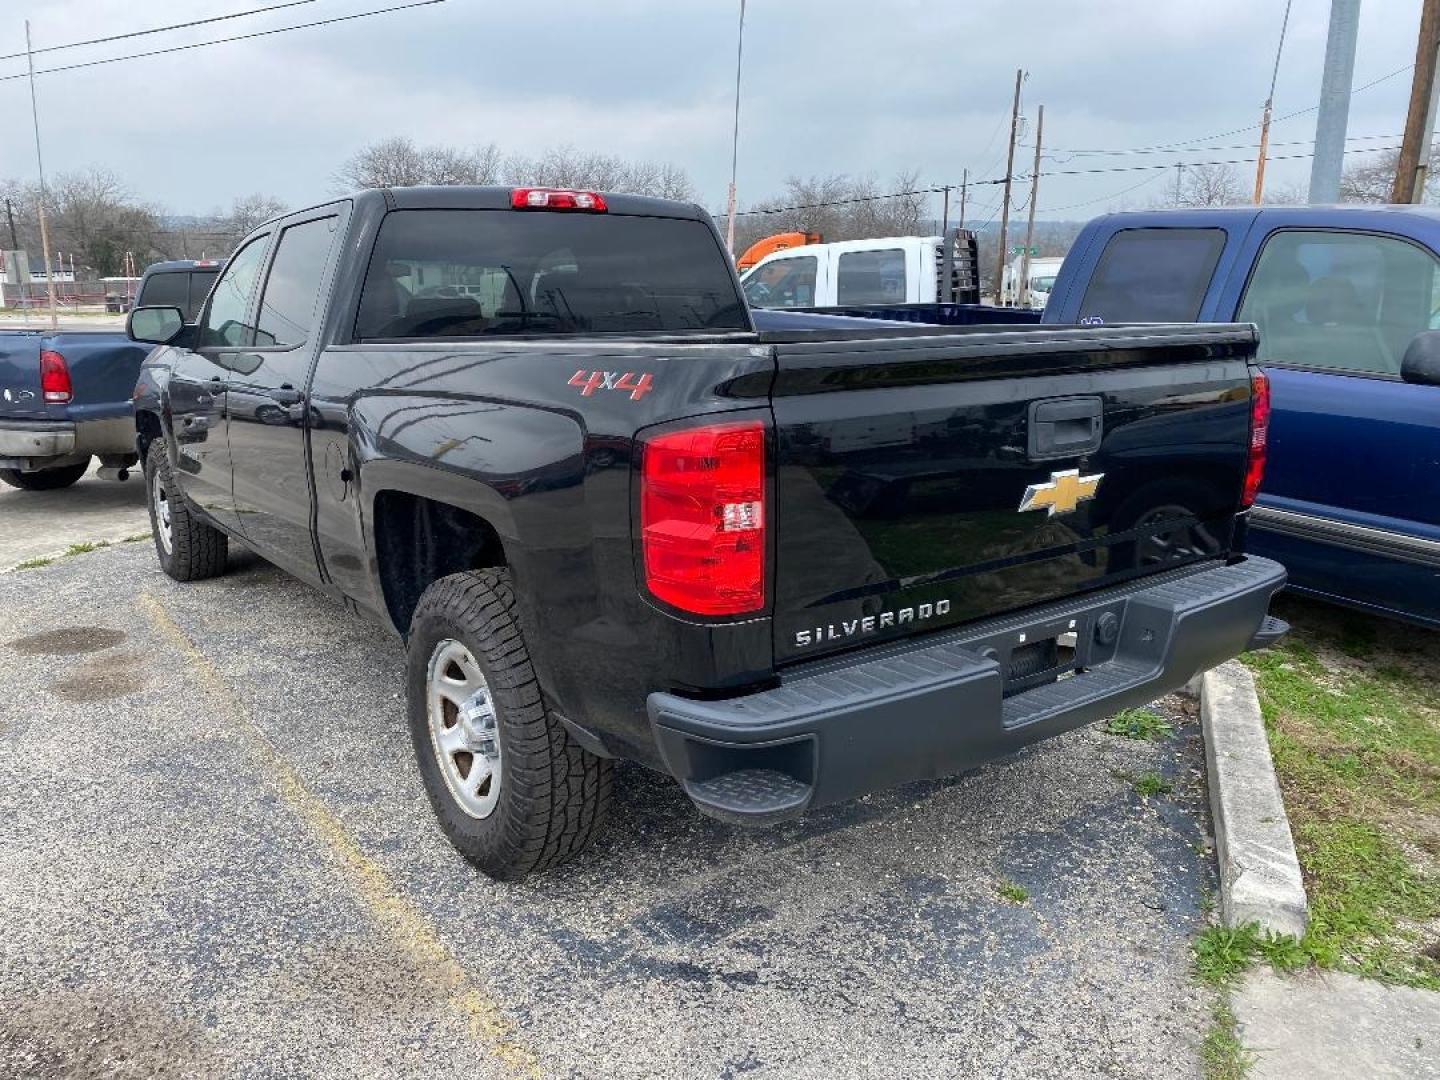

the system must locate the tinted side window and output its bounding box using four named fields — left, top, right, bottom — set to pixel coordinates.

left=742, top=255, right=818, bottom=308
left=836, top=248, right=906, bottom=304
left=138, top=272, right=188, bottom=312
left=200, top=237, right=270, bottom=348
left=186, top=270, right=219, bottom=322
left=254, top=217, right=338, bottom=347
left=355, top=210, right=746, bottom=339
left=1237, top=229, right=1440, bottom=376
left=1079, top=228, right=1225, bottom=322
